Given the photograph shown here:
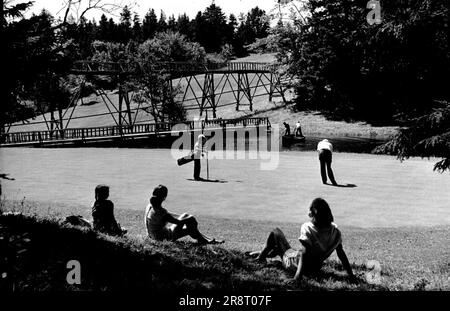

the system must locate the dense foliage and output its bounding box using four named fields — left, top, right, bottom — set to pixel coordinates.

left=2, top=4, right=76, bottom=126
left=274, top=0, right=449, bottom=124
left=50, top=4, right=270, bottom=56
left=1, top=2, right=270, bottom=126
left=374, top=102, right=450, bottom=172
